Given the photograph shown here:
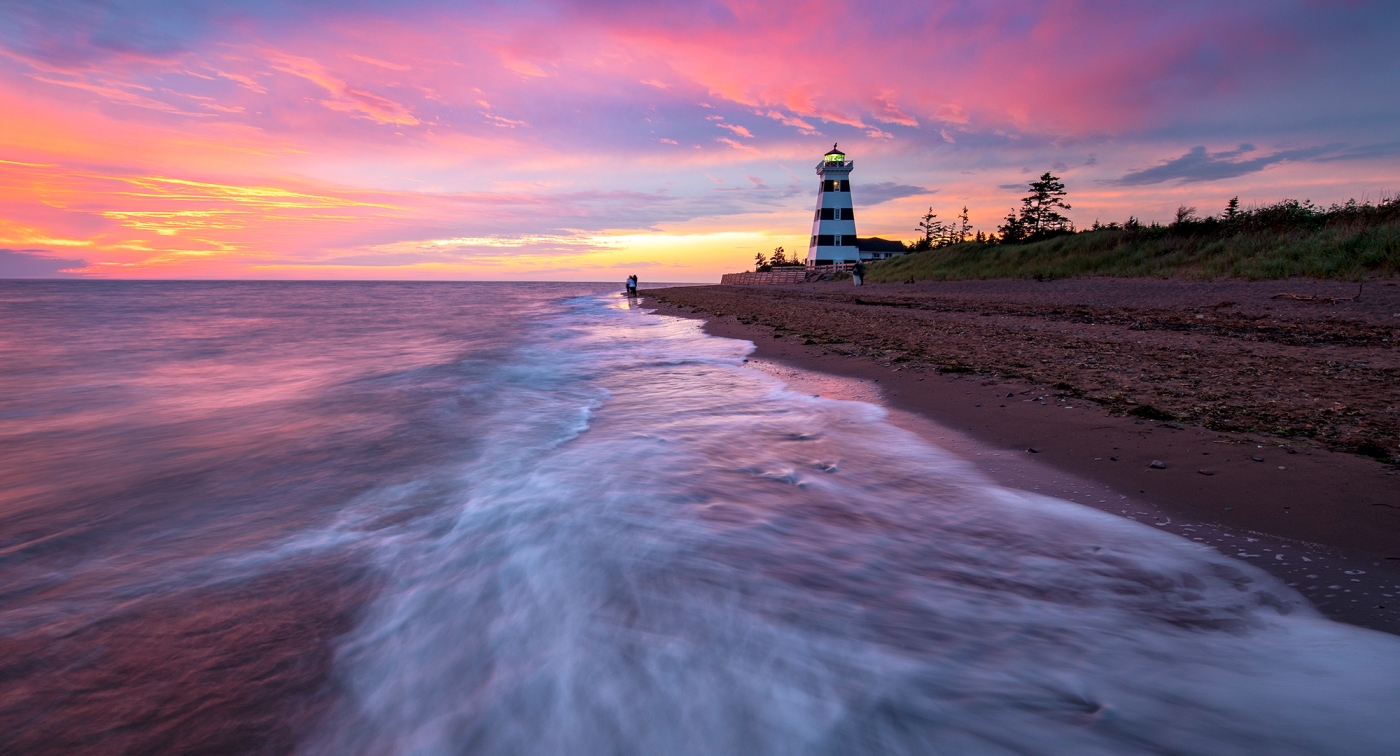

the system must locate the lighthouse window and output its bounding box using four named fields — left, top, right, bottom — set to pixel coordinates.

left=822, top=180, right=841, bottom=192
left=834, top=235, right=843, bottom=246
left=810, top=235, right=817, bottom=247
